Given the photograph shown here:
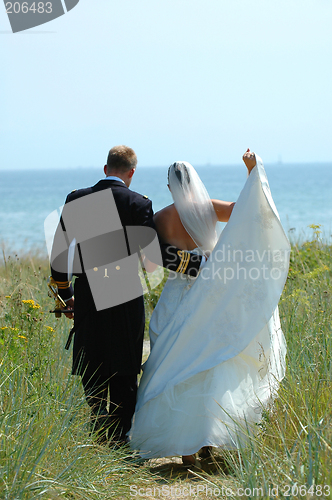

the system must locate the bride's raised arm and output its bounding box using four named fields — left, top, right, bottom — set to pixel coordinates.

left=242, top=148, right=257, bottom=173
left=211, top=199, right=235, bottom=222
left=212, top=149, right=257, bottom=222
